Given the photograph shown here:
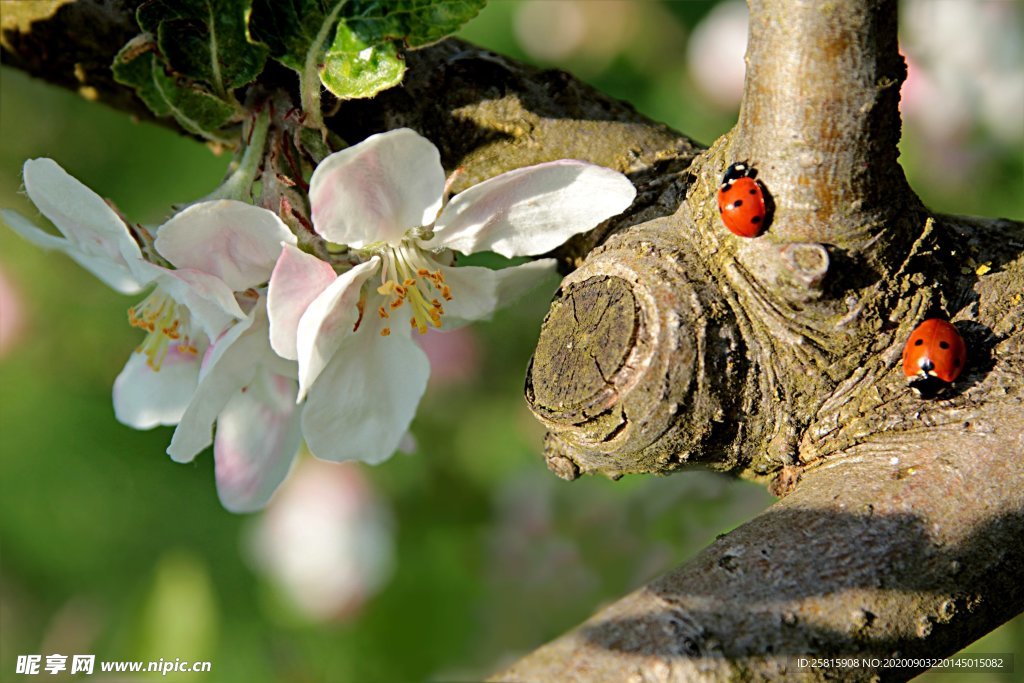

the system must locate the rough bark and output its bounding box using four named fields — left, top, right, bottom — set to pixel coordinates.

left=495, top=419, right=1024, bottom=682
left=3, top=1, right=1022, bottom=680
